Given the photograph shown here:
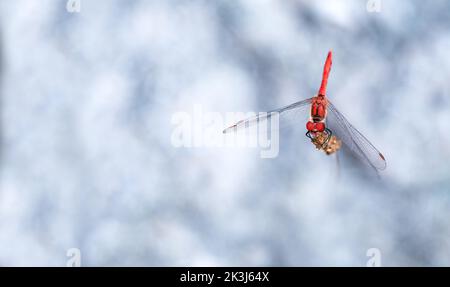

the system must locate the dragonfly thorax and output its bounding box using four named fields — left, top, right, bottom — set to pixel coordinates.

left=310, top=95, right=328, bottom=121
